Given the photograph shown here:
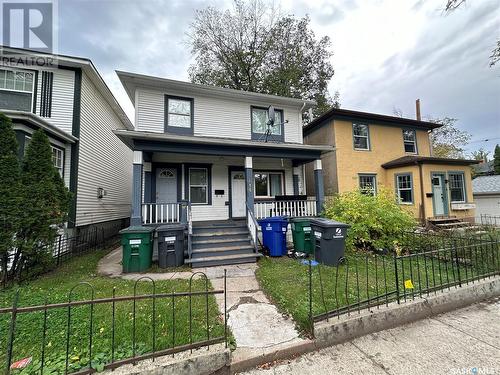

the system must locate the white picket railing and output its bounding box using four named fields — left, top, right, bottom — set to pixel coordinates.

left=142, top=203, right=181, bottom=224
left=247, top=203, right=259, bottom=252
left=254, top=199, right=317, bottom=219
